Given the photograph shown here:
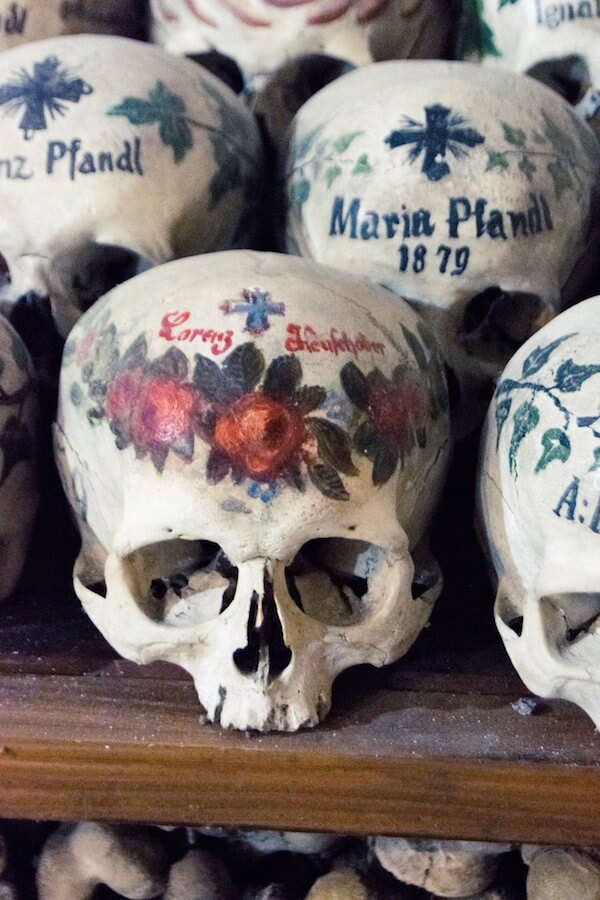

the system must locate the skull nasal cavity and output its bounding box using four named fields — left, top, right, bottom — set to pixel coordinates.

left=461, top=287, right=547, bottom=365
left=233, top=576, right=292, bottom=681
